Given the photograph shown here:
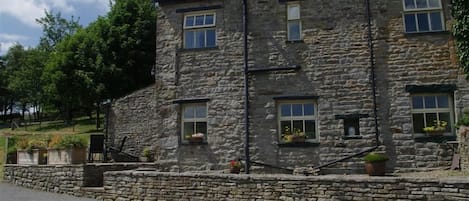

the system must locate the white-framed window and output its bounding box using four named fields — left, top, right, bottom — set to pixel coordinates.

left=287, top=3, right=302, bottom=41
left=182, top=103, right=207, bottom=142
left=183, top=12, right=216, bottom=49
left=278, top=100, right=318, bottom=142
left=411, top=94, right=454, bottom=135
left=402, top=0, right=444, bottom=33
